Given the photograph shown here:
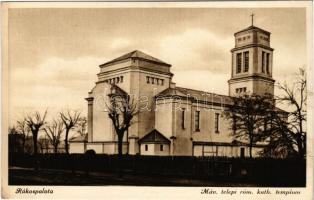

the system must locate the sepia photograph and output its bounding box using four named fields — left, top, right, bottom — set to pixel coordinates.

left=1, top=2, right=313, bottom=199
